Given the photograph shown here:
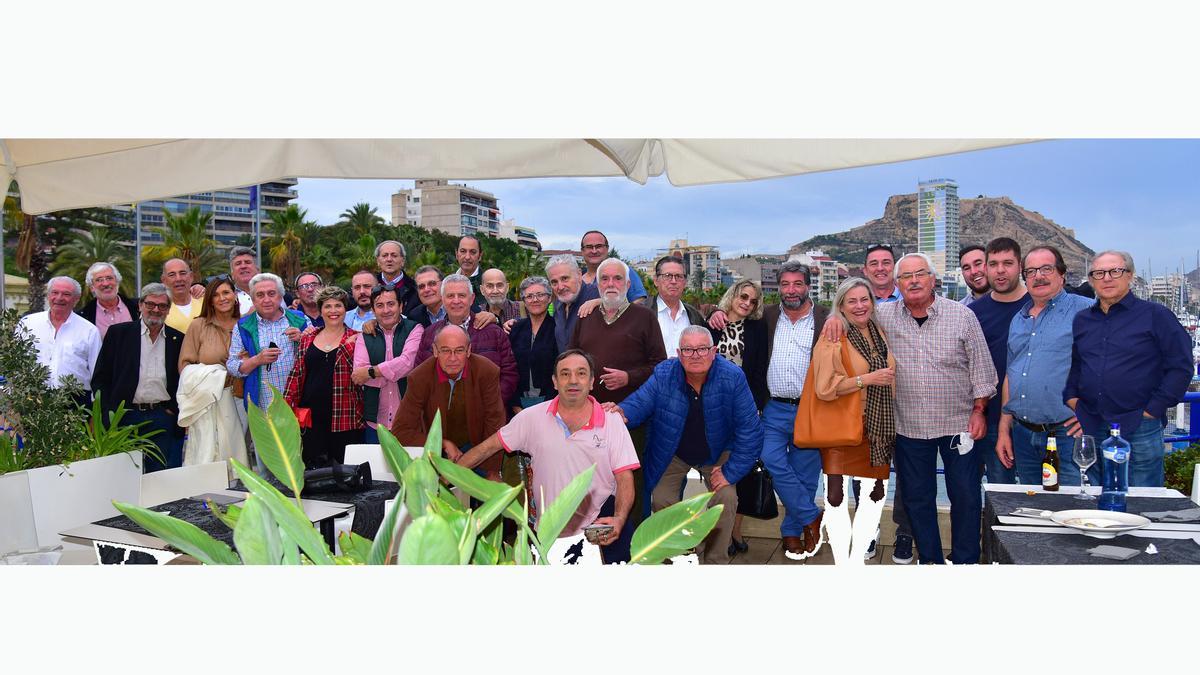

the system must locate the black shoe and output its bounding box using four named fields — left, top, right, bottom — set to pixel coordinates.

left=727, top=538, right=749, bottom=557
left=892, top=535, right=914, bottom=564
